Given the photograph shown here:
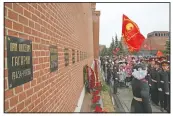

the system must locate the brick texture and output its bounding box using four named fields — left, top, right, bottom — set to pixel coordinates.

left=4, top=3, right=97, bottom=112
left=92, top=3, right=100, bottom=59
